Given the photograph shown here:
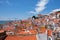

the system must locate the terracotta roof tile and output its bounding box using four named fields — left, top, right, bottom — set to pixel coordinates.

left=5, top=35, right=37, bottom=40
